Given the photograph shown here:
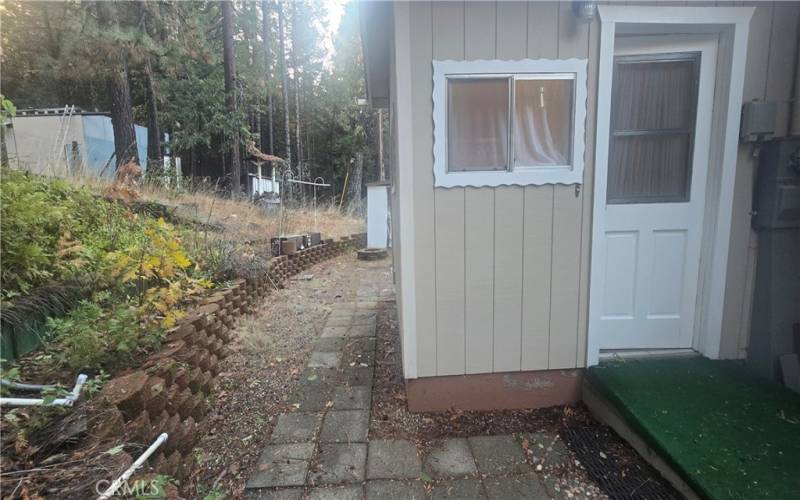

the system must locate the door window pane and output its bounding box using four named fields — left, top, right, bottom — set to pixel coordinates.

left=514, top=78, right=573, bottom=166
left=607, top=54, right=699, bottom=204
left=612, top=59, right=697, bottom=131
left=608, top=134, right=691, bottom=203
left=447, top=78, right=510, bottom=172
